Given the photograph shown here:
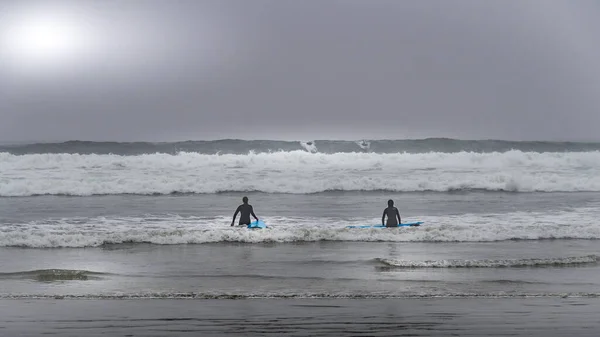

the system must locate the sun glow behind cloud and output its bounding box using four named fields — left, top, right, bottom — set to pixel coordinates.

left=0, top=5, right=97, bottom=76
left=0, top=2, right=242, bottom=84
